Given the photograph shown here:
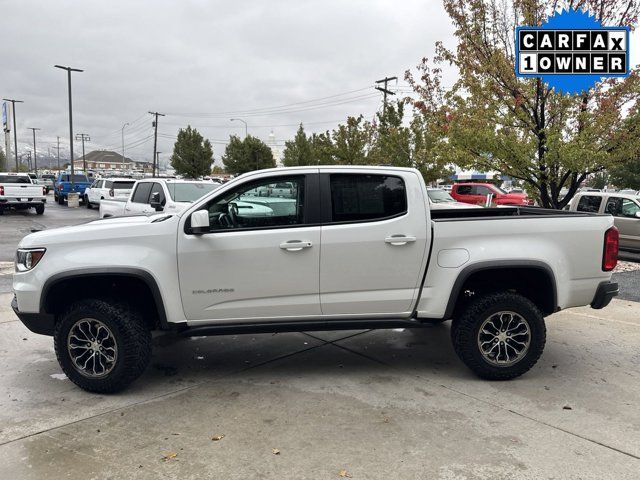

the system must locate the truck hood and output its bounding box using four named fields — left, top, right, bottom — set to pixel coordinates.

left=18, top=214, right=175, bottom=248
